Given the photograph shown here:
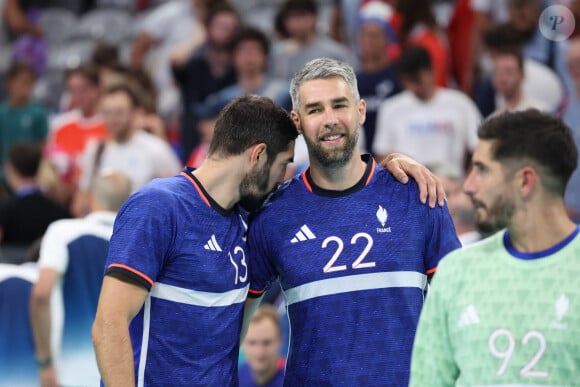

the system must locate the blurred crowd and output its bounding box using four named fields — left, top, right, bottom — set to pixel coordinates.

left=1, top=0, right=580, bottom=384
